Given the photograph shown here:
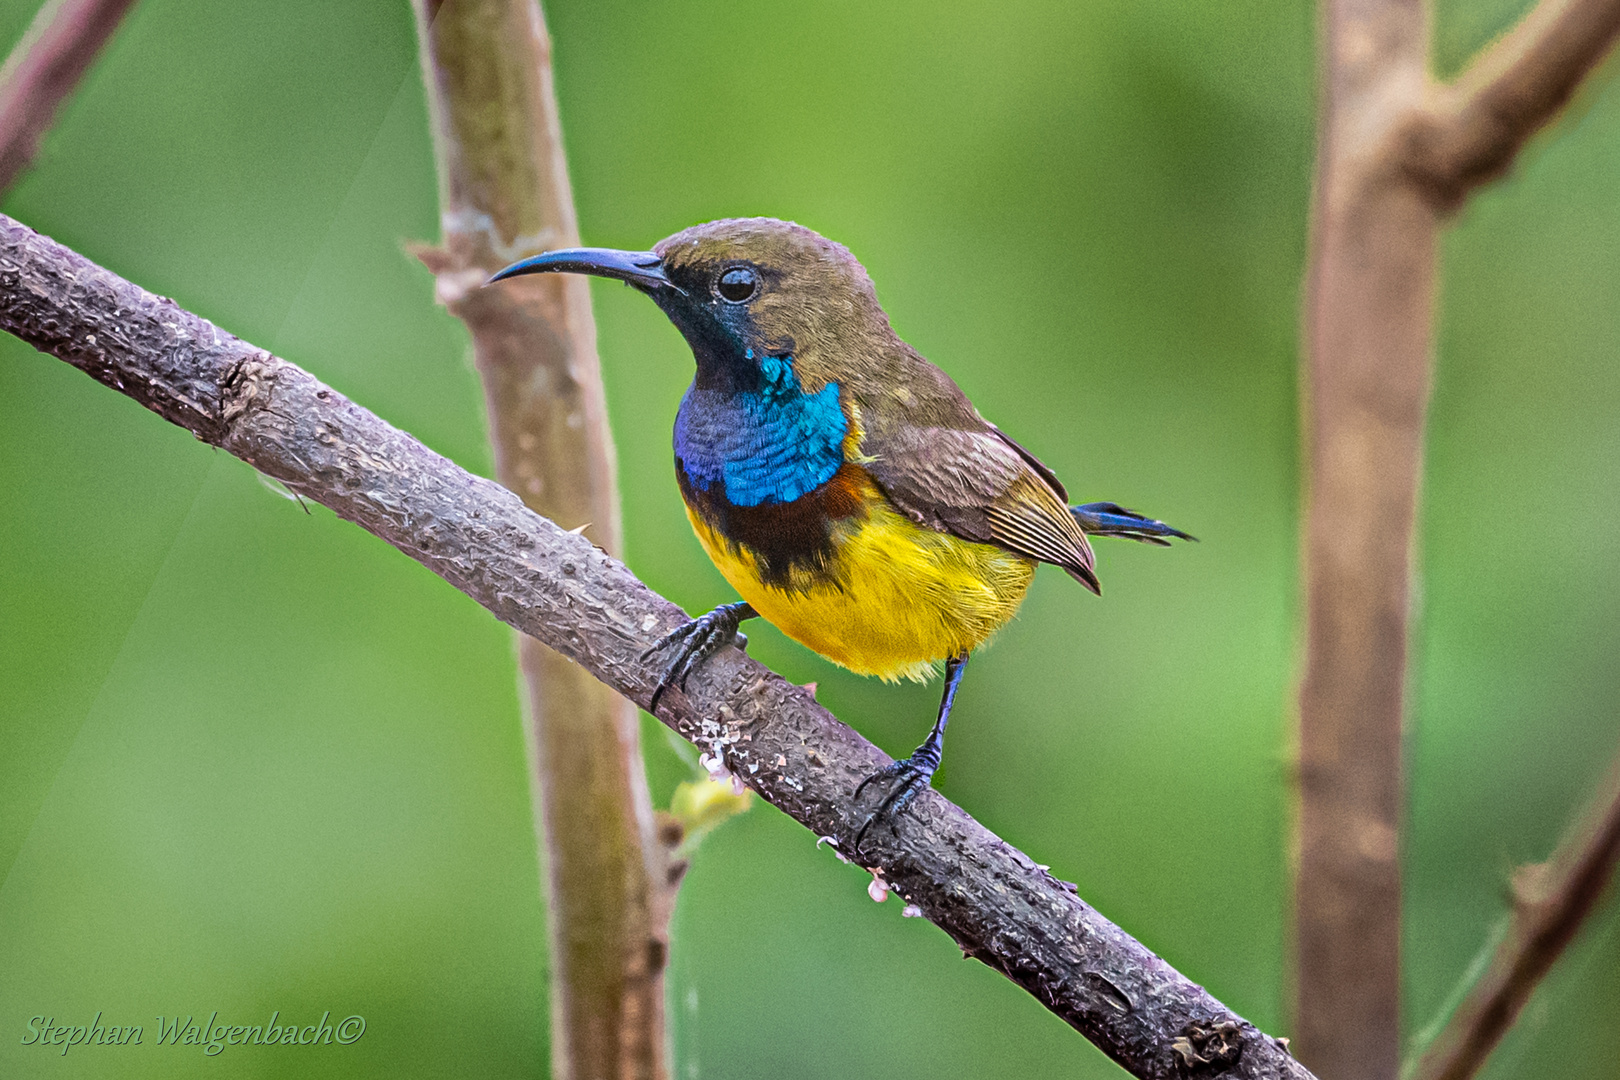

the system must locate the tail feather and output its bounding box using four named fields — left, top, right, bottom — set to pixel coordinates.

left=1070, top=502, right=1196, bottom=546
